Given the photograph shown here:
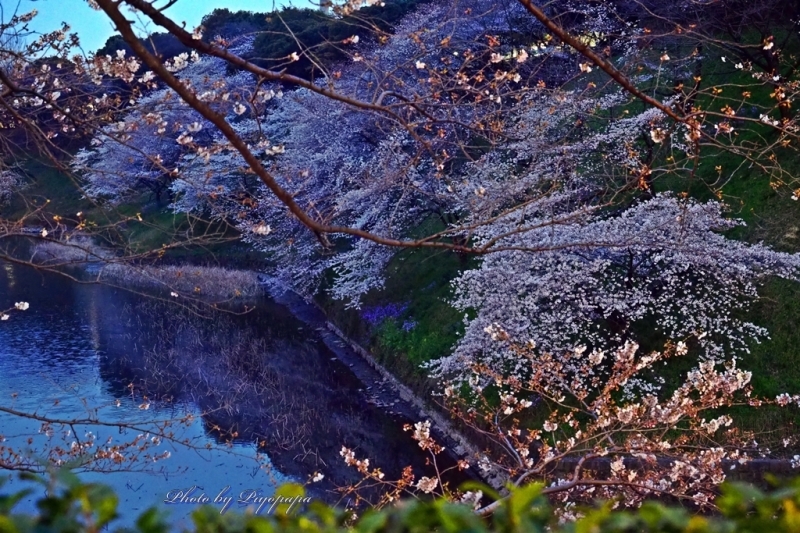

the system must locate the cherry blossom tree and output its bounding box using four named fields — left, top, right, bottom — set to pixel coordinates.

left=3, top=0, right=800, bottom=514
left=435, top=195, right=800, bottom=380
left=340, top=337, right=782, bottom=518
